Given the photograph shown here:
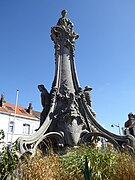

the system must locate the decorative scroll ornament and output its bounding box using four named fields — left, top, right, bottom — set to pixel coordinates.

left=16, top=10, right=135, bottom=156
